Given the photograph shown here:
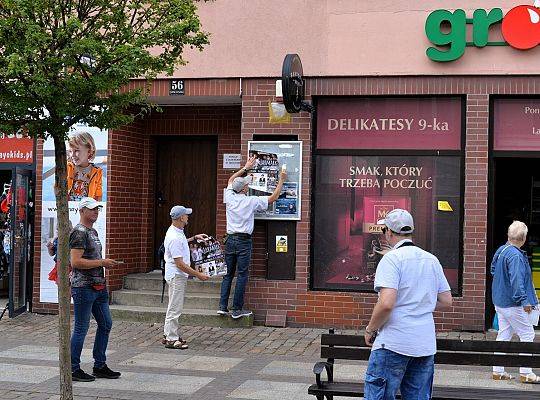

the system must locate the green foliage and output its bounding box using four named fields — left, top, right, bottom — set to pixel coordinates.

left=0, top=0, right=209, bottom=138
